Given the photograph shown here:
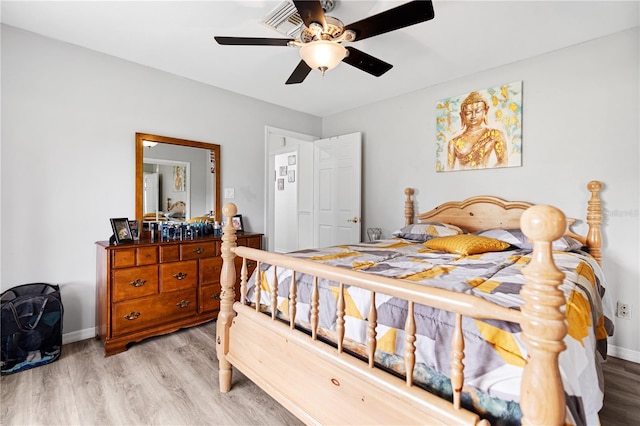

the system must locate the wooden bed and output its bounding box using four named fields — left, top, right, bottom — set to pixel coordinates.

left=216, top=181, right=605, bottom=425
